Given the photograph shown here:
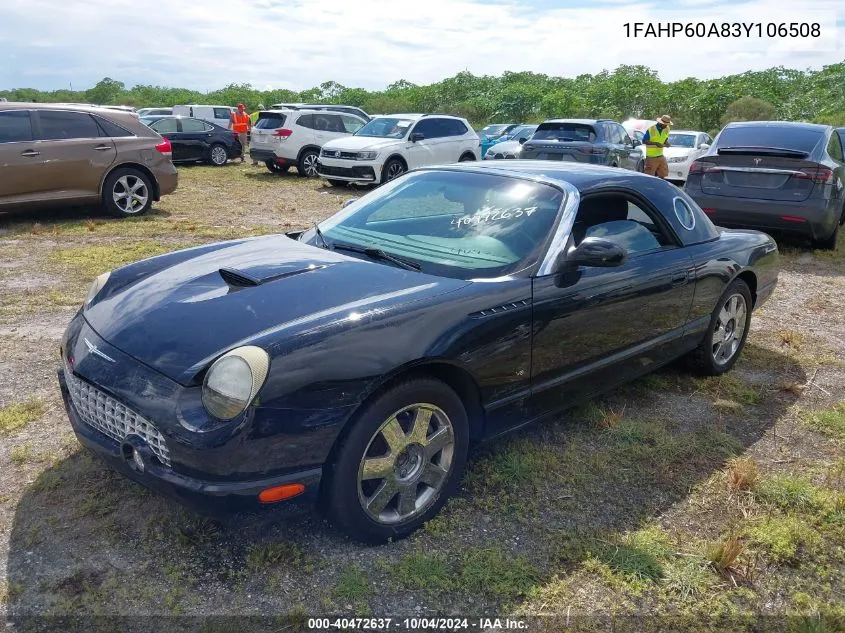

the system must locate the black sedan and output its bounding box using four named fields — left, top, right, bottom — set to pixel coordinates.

left=57, top=162, right=779, bottom=543
left=140, top=115, right=242, bottom=166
